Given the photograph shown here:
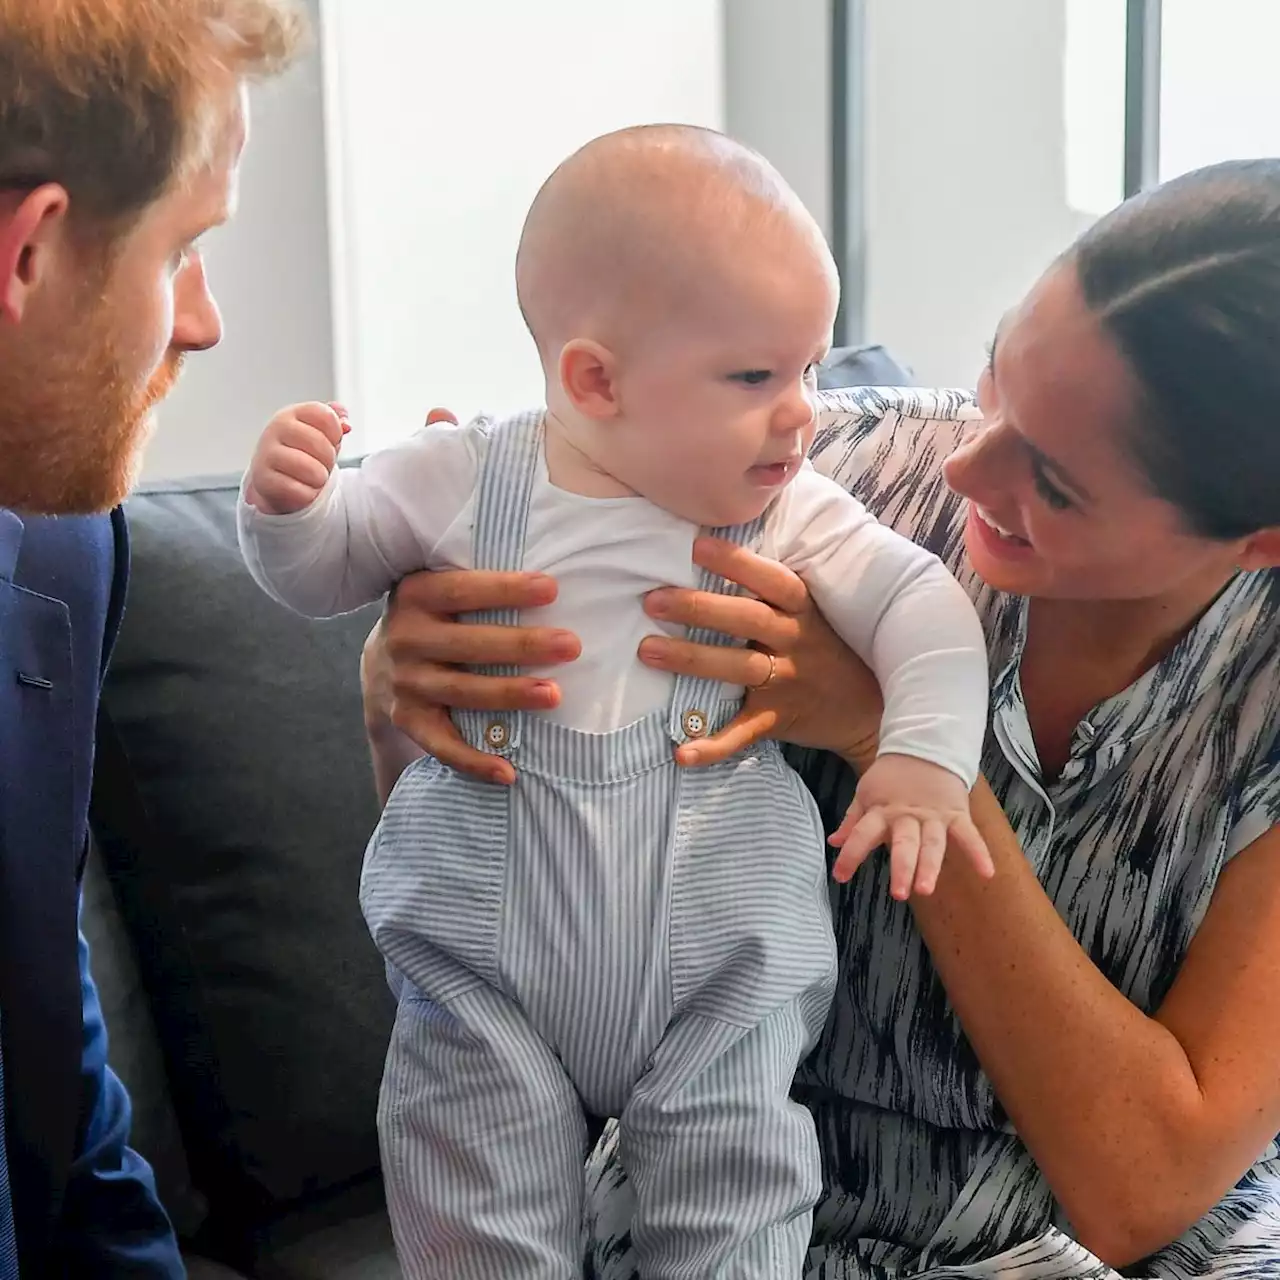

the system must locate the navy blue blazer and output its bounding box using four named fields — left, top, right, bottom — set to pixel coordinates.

left=0, top=508, right=183, bottom=1276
